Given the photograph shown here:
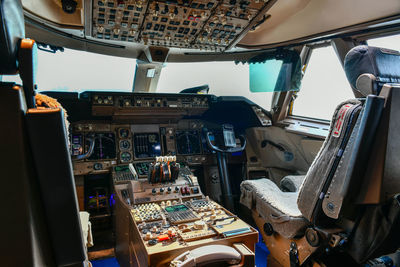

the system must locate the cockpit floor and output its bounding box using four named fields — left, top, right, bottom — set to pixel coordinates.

left=91, top=257, right=119, bottom=267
